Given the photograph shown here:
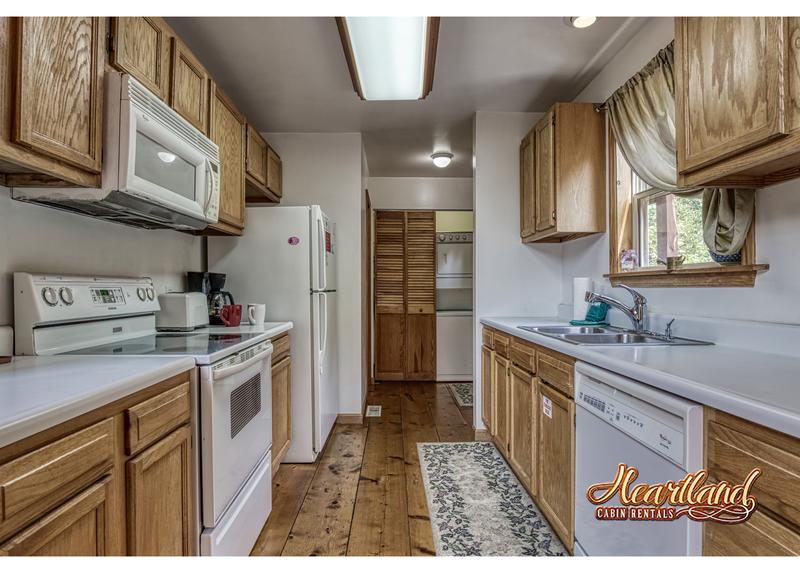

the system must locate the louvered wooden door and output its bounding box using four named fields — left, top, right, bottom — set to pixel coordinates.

left=374, top=211, right=436, bottom=381
left=375, top=211, right=407, bottom=380
left=405, top=212, right=436, bottom=380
